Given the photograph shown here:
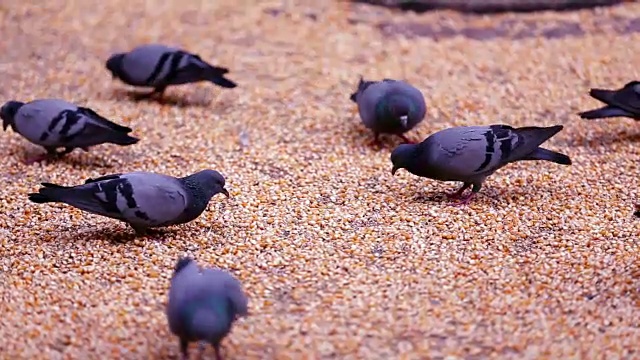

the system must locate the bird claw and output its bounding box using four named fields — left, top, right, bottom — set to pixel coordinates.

left=398, top=135, right=416, bottom=144
left=450, top=194, right=475, bottom=206
left=400, top=136, right=418, bottom=144
left=446, top=191, right=463, bottom=200
left=367, top=137, right=383, bottom=148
